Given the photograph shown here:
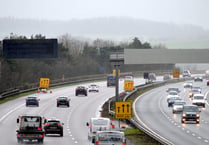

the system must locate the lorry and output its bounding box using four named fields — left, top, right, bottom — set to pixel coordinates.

left=16, top=115, right=46, bottom=144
